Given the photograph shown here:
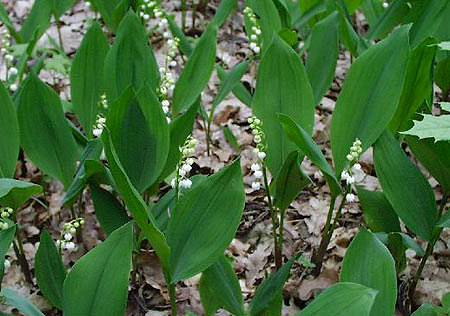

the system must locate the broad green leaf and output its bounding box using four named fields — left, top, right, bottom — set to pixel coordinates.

left=389, top=37, right=436, bottom=133
left=107, top=84, right=169, bottom=192
left=0, top=179, right=42, bottom=210
left=63, top=222, right=133, bottom=316
left=167, top=159, right=245, bottom=283
left=167, top=15, right=194, bottom=57
left=356, top=187, right=401, bottom=233
left=212, top=61, right=249, bottom=111
left=252, top=34, right=315, bottom=176
left=305, top=11, right=339, bottom=104
left=403, top=114, right=450, bottom=142
left=411, top=302, right=439, bottom=316
left=216, top=65, right=253, bottom=107
left=63, top=139, right=105, bottom=206
left=373, top=130, right=438, bottom=241
left=160, top=101, right=199, bottom=180
left=104, top=11, right=159, bottom=102
left=16, top=74, right=81, bottom=188
left=248, top=254, right=299, bottom=315
left=90, top=184, right=130, bottom=235
left=407, top=136, right=450, bottom=195
left=199, top=256, right=245, bottom=316
left=437, top=211, right=450, bottom=228
left=337, top=7, right=364, bottom=57
left=0, top=82, right=19, bottom=178
left=35, top=230, right=66, bottom=309
left=101, top=129, right=170, bottom=271
left=274, top=151, right=311, bottom=211
left=0, top=288, right=45, bottom=316
left=53, top=0, right=78, bottom=20
left=340, top=229, right=397, bottom=316
left=0, top=225, right=16, bottom=286
left=345, top=0, right=365, bottom=13
left=279, top=114, right=342, bottom=197
left=211, top=0, right=237, bottom=27
left=360, top=0, right=385, bottom=28
left=70, top=22, right=109, bottom=137
left=366, top=0, right=410, bottom=40
left=330, top=26, right=409, bottom=175
left=172, top=23, right=217, bottom=114
left=435, top=56, right=450, bottom=95
left=223, top=125, right=240, bottom=151
left=19, top=0, right=53, bottom=42
left=90, top=0, right=122, bottom=31
left=407, top=0, right=450, bottom=49
left=294, top=283, right=377, bottom=316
